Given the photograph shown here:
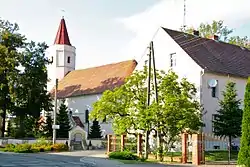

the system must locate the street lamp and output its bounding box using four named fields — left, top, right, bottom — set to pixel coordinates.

left=52, top=78, right=59, bottom=144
